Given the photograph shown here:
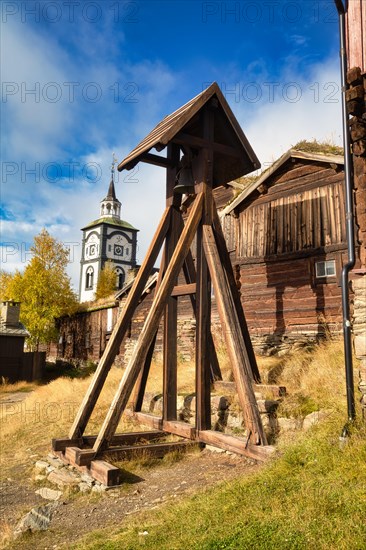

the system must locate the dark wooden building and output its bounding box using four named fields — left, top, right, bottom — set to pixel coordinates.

left=220, top=149, right=348, bottom=353
left=0, top=301, right=45, bottom=382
